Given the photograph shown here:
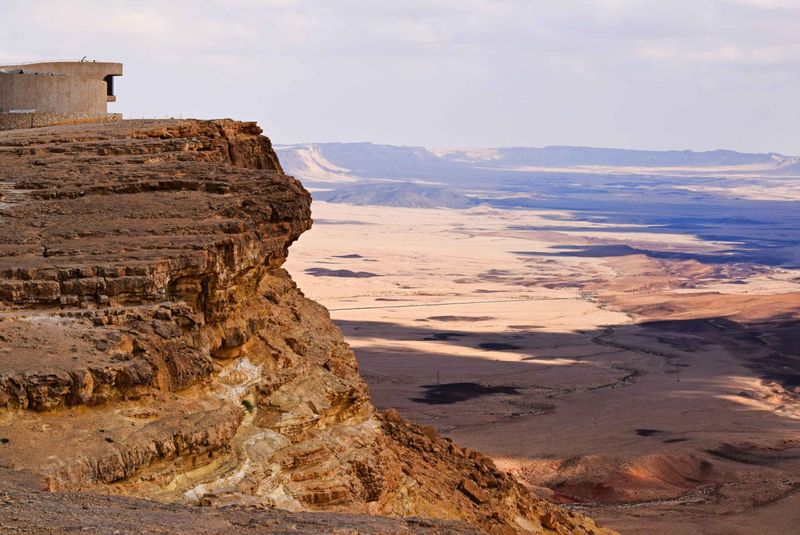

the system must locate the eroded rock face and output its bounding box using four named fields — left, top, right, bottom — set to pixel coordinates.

left=0, top=469, right=483, bottom=535
left=0, top=120, right=614, bottom=535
